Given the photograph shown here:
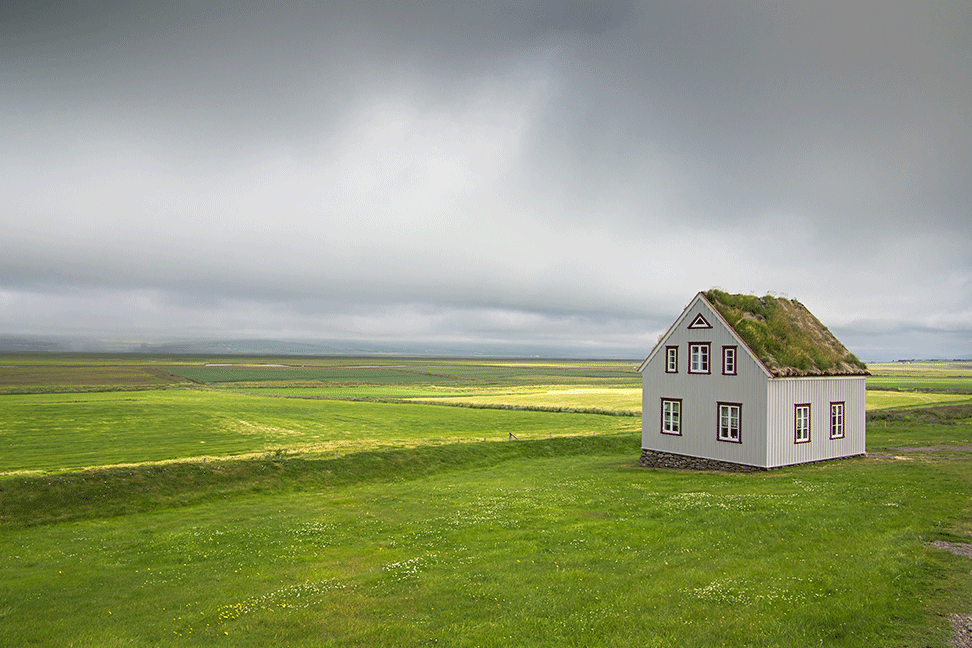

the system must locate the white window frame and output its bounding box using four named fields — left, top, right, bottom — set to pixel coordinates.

left=689, top=343, right=710, bottom=374
left=717, top=402, right=741, bottom=443
left=661, top=398, right=682, bottom=435
left=722, top=346, right=737, bottom=376
left=830, top=402, right=845, bottom=439
left=795, top=404, right=811, bottom=444
left=666, top=346, right=678, bottom=373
